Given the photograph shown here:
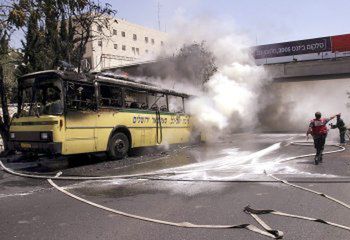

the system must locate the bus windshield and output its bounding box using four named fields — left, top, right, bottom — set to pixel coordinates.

left=18, top=77, right=64, bottom=116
